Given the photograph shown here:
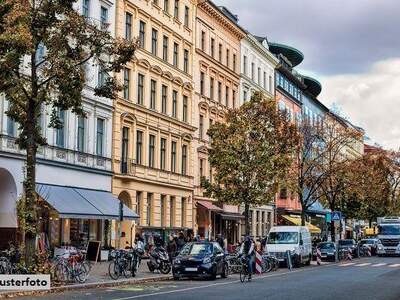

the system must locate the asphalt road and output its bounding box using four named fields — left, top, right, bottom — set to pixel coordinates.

left=16, top=256, right=400, bottom=300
